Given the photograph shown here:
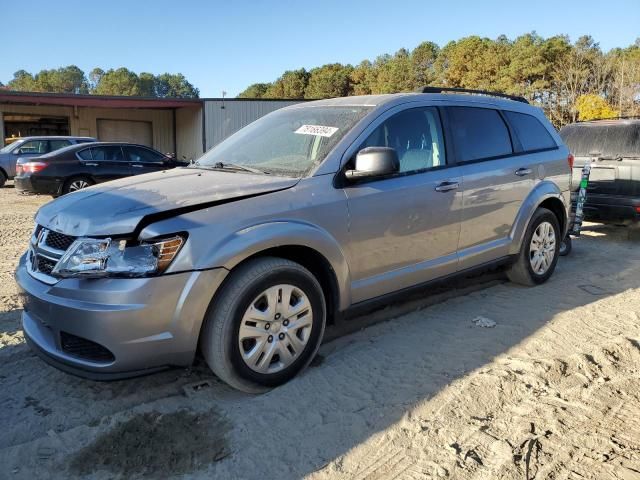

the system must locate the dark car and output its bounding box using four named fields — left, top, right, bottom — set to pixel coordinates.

left=0, top=136, right=96, bottom=187
left=14, top=142, right=185, bottom=196
left=560, top=118, right=640, bottom=224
